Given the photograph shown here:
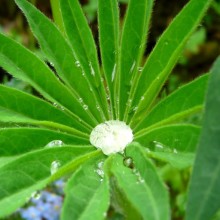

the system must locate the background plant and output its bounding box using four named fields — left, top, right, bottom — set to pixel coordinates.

left=0, top=0, right=219, bottom=219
